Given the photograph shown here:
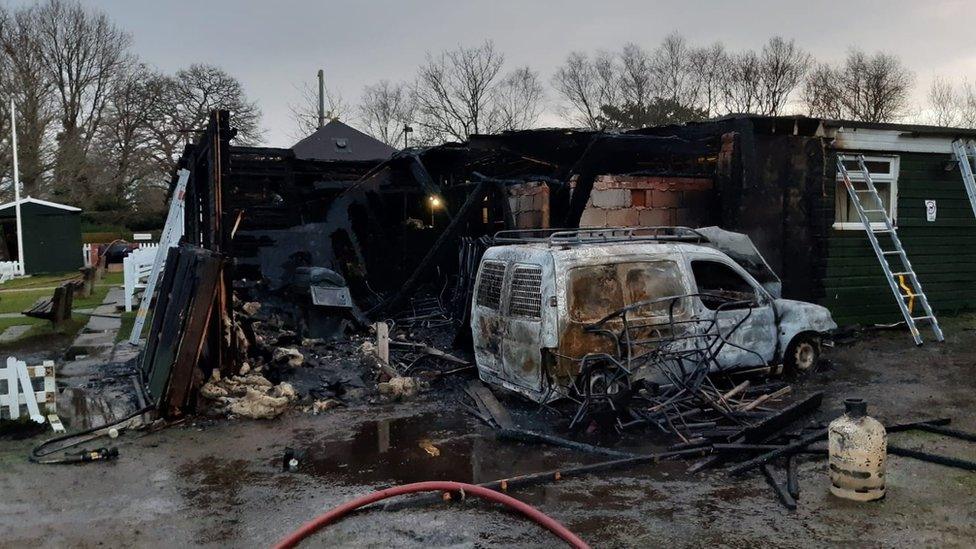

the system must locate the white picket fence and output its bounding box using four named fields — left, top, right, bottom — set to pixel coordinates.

left=0, top=261, right=21, bottom=283
left=122, top=243, right=161, bottom=312
left=0, top=357, right=56, bottom=424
